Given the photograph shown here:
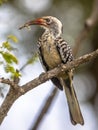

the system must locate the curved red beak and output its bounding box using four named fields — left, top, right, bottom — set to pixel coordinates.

left=19, top=18, right=47, bottom=30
